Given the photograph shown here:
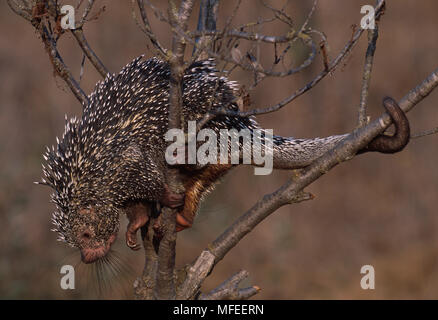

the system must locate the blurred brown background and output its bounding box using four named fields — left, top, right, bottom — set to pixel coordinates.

left=1, top=0, right=437, bottom=299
